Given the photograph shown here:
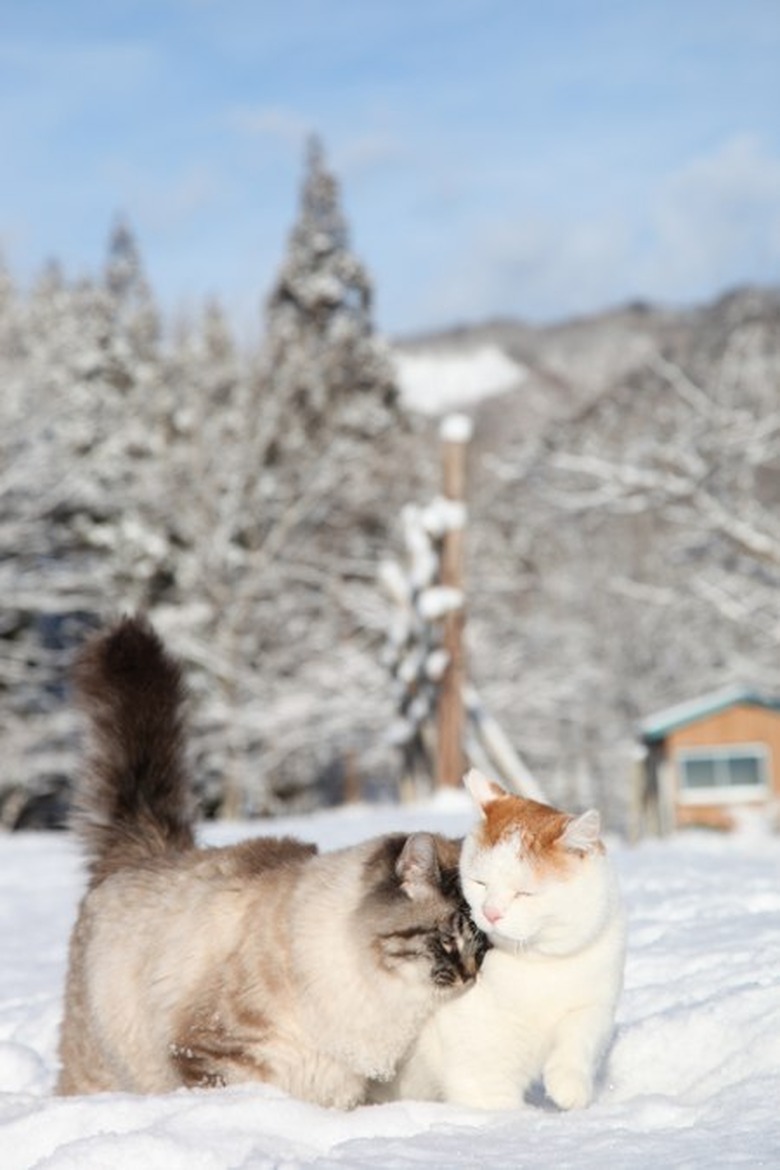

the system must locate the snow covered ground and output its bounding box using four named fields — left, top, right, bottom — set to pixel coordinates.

left=392, top=344, right=525, bottom=414
left=1, top=793, right=779, bottom=1169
